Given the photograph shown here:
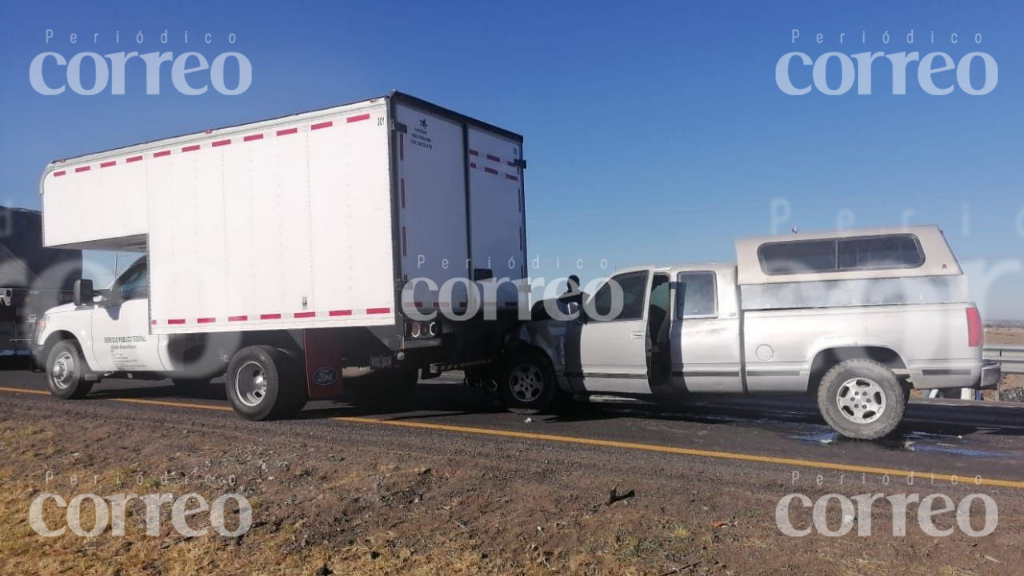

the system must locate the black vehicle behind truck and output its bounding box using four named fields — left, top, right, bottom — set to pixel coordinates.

left=0, top=207, right=81, bottom=359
